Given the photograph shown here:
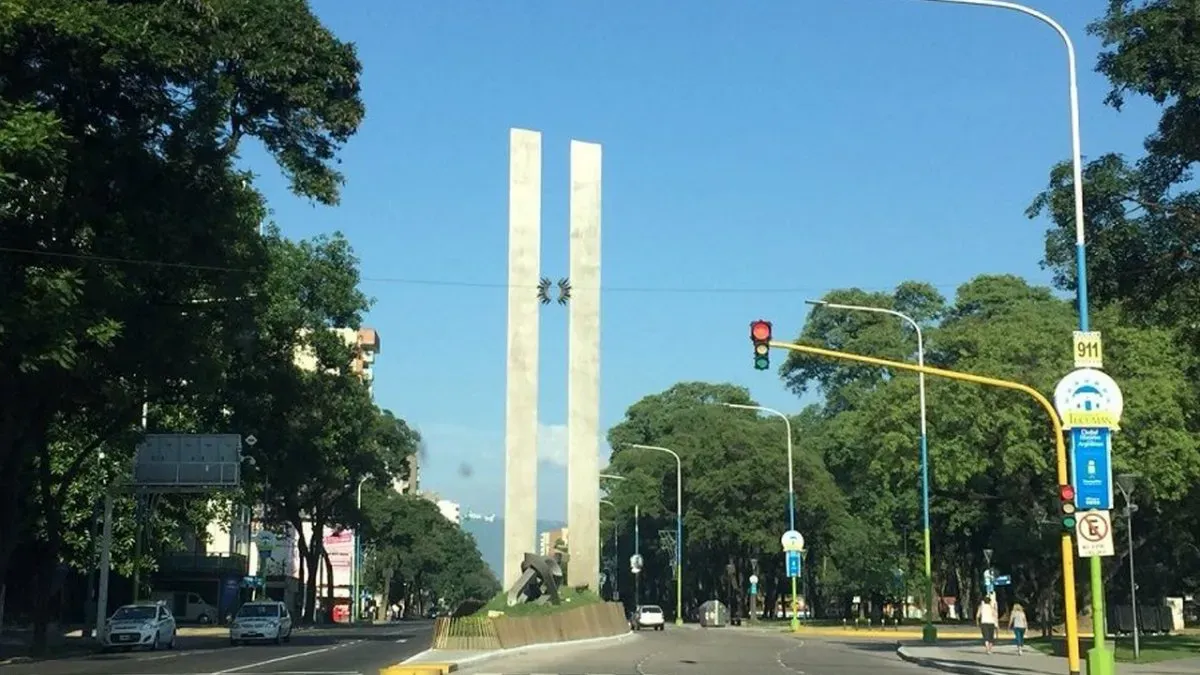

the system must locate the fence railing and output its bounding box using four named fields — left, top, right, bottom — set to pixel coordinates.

left=432, top=602, right=628, bottom=651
